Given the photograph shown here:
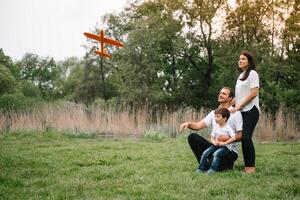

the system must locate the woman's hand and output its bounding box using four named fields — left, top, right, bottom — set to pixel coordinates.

left=229, top=105, right=241, bottom=113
